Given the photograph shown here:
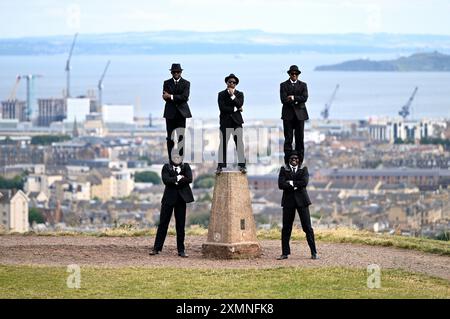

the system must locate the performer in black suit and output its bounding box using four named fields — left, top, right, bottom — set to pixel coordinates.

left=216, top=73, right=247, bottom=174
left=280, top=65, right=309, bottom=165
left=277, top=151, right=318, bottom=260
left=162, top=63, right=192, bottom=163
left=150, top=155, right=194, bottom=257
